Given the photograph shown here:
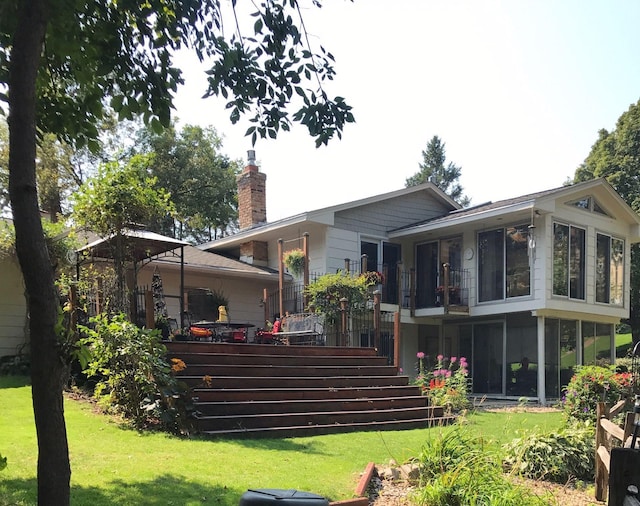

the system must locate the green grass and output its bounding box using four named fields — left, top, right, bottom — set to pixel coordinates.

left=1, top=377, right=564, bottom=506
